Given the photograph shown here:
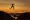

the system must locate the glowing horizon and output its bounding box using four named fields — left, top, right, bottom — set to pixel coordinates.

left=0, top=0, right=30, bottom=13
